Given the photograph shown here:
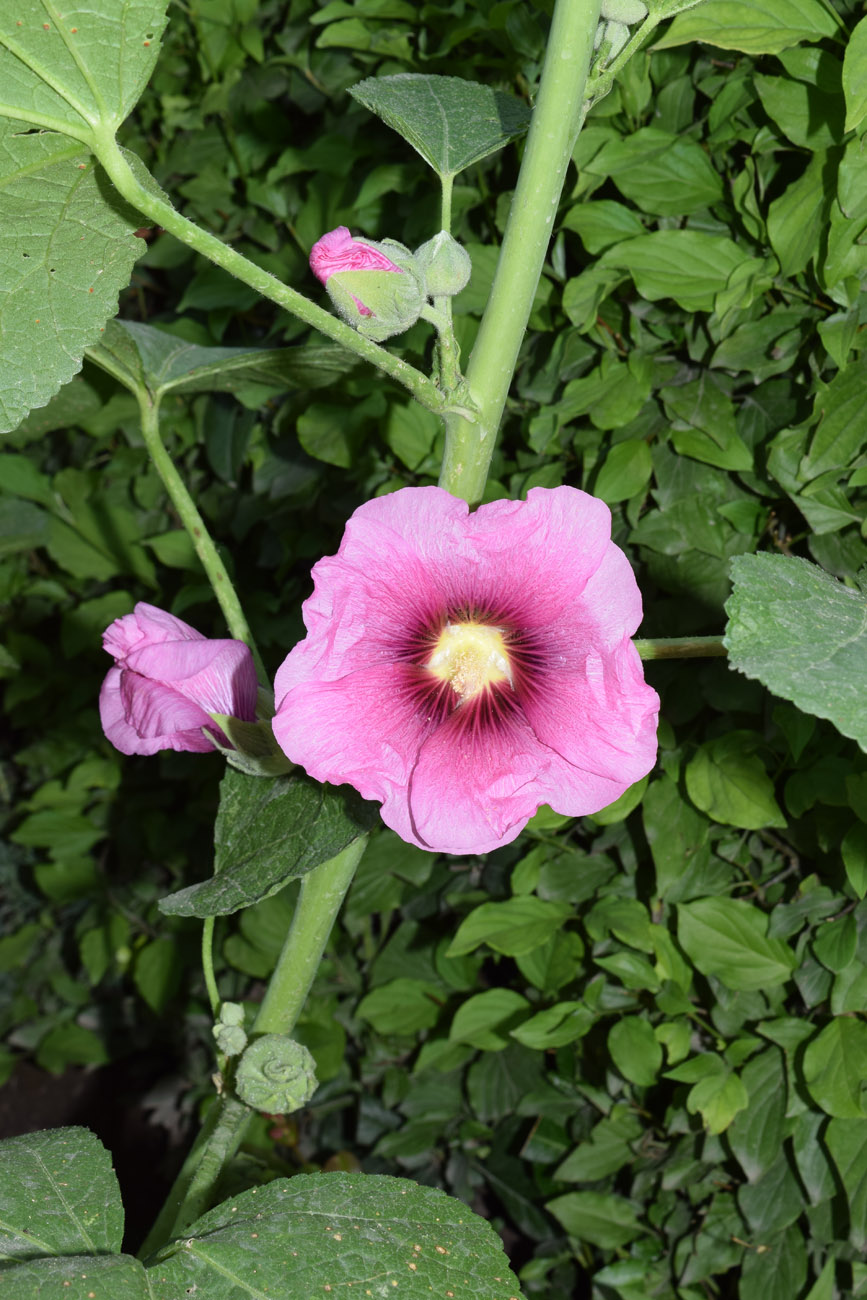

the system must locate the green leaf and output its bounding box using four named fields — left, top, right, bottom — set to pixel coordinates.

left=1, top=1255, right=152, bottom=1299
left=686, top=1064, right=749, bottom=1134
left=0, top=133, right=144, bottom=434
left=159, top=769, right=377, bottom=918
left=356, top=978, right=442, bottom=1035
left=594, top=440, right=653, bottom=504
left=825, top=1117, right=867, bottom=1249
left=546, top=1191, right=645, bottom=1250
left=87, top=319, right=357, bottom=402
left=149, top=1174, right=525, bottom=1299
left=843, top=823, right=867, bottom=898
left=767, top=150, right=830, bottom=278
left=602, top=230, right=744, bottom=312
left=582, top=127, right=723, bottom=217
left=449, top=988, right=530, bottom=1051
left=801, top=358, right=867, bottom=479
left=447, top=897, right=574, bottom=958
left=725, top=555, right=867, bottom=753
left=653, top=0, right=839, bottom=55
left=738, top=1225, right=807, bottom=1300
left=843, top=16, right=867, bottom=133
left=803, top=1018, right=867, bottom=1118
left=661, top=377, right=752, bottom=471
left=607, top=1015, right=663, bottom=1086
left=678, top=897, right=797, bottom=991
left=349, top=74, right=531, bottom=180
left=0, top=2, right=167, bottom=136
left=753, top=73, right=845, bottom=151
left=0, top=497, right=48, bottom=557
left=726, top=1047, right=787, bottom=1182
left=685, top=733, right=785, bottom=830
left=0, top=1126, right=123, bottom=1259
